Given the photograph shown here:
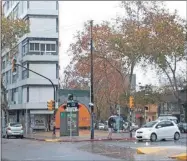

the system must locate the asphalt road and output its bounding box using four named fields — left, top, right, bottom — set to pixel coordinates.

left=2, top=135, right=187, bottom=161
